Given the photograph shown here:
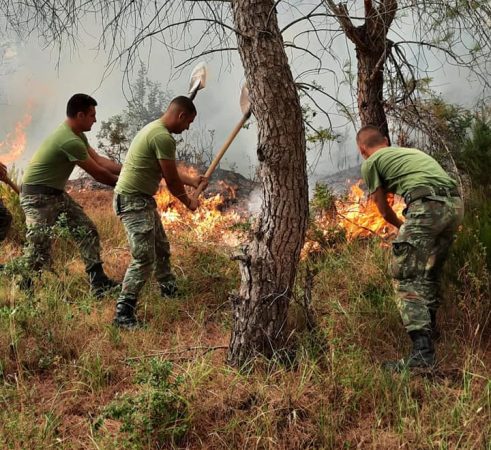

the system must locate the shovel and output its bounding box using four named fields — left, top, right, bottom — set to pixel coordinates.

left=188, top=62, right=208, bottom=101
left=191, top=84, right=252, bottom=200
